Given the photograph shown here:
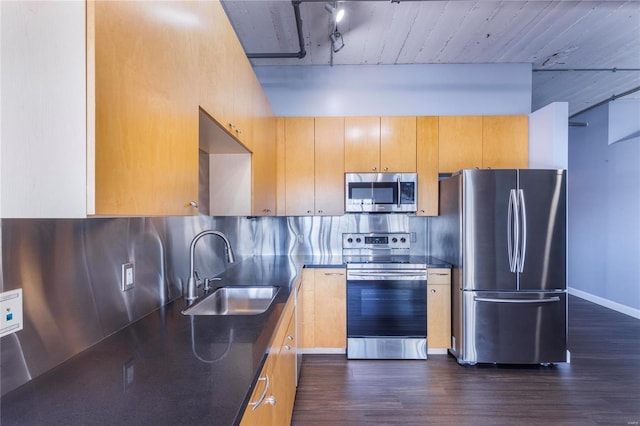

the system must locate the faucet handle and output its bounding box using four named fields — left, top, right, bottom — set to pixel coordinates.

left=204, top=277, right=222, bottom=291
